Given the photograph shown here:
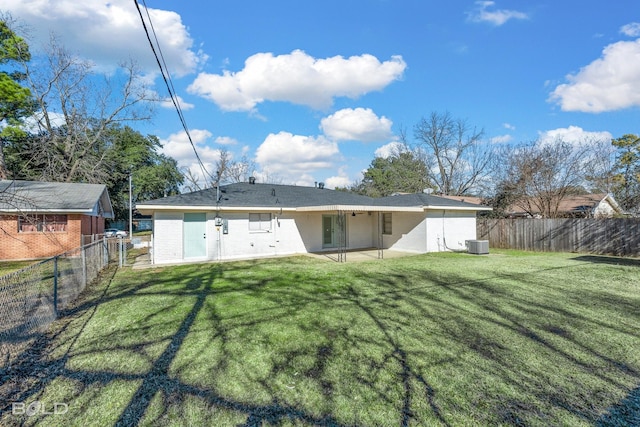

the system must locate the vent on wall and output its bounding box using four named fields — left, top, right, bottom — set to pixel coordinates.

left=466, top=240, right=489, bottom=255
